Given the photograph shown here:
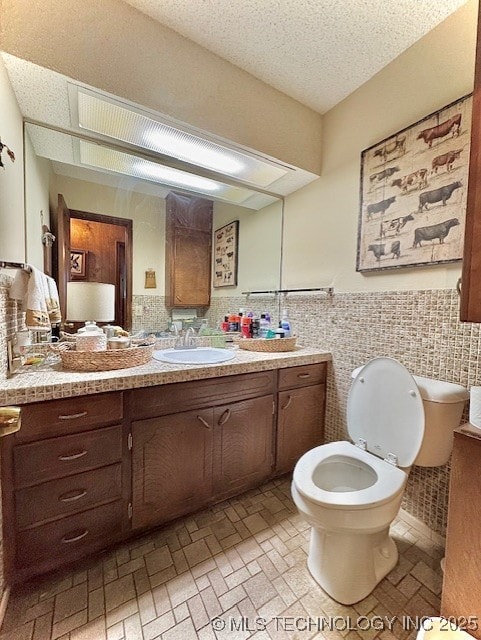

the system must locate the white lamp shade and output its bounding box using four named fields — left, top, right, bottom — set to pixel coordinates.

left=67, top=282, right=115, bottom=322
